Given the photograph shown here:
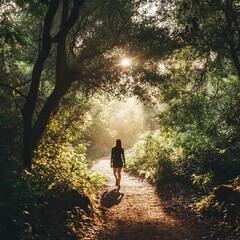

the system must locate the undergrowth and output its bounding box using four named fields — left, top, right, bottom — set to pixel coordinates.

left=126, top=129, right=240, bottom=236
left=0, top=115, right=106, bottom=240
